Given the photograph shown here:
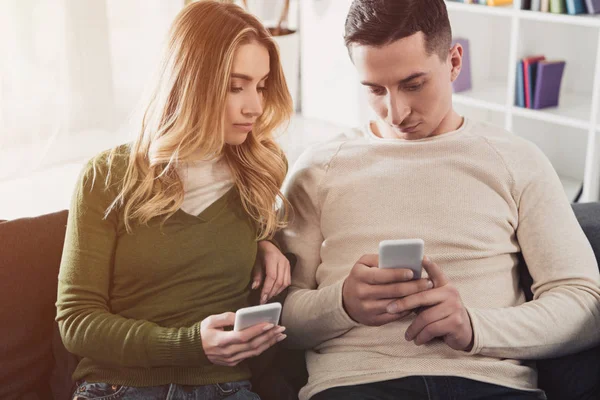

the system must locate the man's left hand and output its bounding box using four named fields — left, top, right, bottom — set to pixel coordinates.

left=386, top=256, right=474, bottom=352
